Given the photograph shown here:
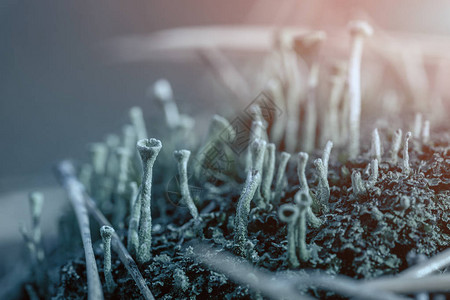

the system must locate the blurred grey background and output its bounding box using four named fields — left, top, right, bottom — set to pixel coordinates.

left=3, top=0, right=450, bottom=192
left=1, top=0, right=450, bottom=287
left=3, top=0, right=450, bottom=191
